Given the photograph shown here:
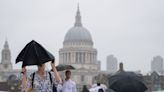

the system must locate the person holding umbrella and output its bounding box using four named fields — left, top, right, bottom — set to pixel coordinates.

left=16, top=40, right=62, bottom=92
left=108, top=63, right=147, bottom=92
left=20, top=62, right=61, bottom=92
